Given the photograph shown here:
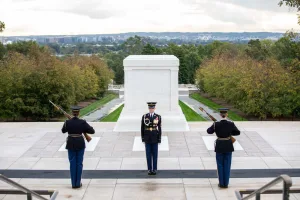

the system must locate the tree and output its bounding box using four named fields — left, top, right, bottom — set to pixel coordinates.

left=196, top=52, right=298, bottom=119
left=279, top=0, right=300, bottom=24
left=47, top=43, right=61, bottom=54
left=183, top=52, right=201, bottom=83
left=0, top=21, right=5, bottom=33
left=279, top=0, right=300, bottom=10
left=0, top=43, right=6, bottom=60
left=165, top=43, right=188, bottom=83
left=0, top=44, right=113, bottom=120
left=0, top=21, right=5, bottom=47
left=273, top=31, right=300, bottom=67
left=121, top=35, right=145, bottom=55
left=142, top=44, right=163, bottom=55
left=245, top=39, right=272, bottom=61
left=6, top=41, right=41, bottom=56
left=104, top=52, right=125, bottom=84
